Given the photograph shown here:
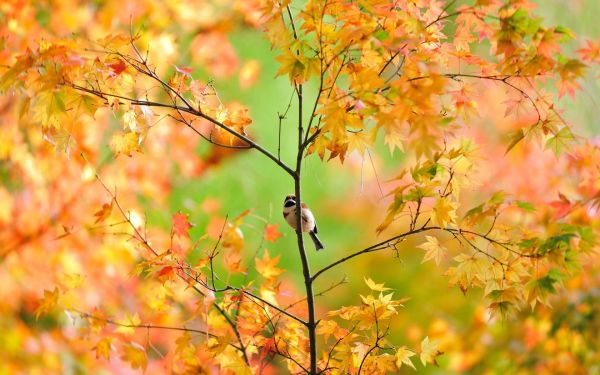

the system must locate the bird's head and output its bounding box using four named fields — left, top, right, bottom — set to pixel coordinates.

left=284, top=194, right=296, bottom=208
